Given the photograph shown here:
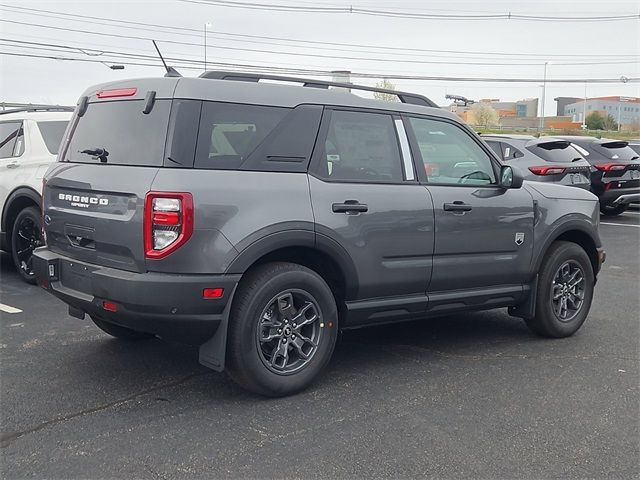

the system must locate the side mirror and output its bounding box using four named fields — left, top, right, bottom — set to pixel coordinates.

left=499, top=165, right=523, bottom=189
